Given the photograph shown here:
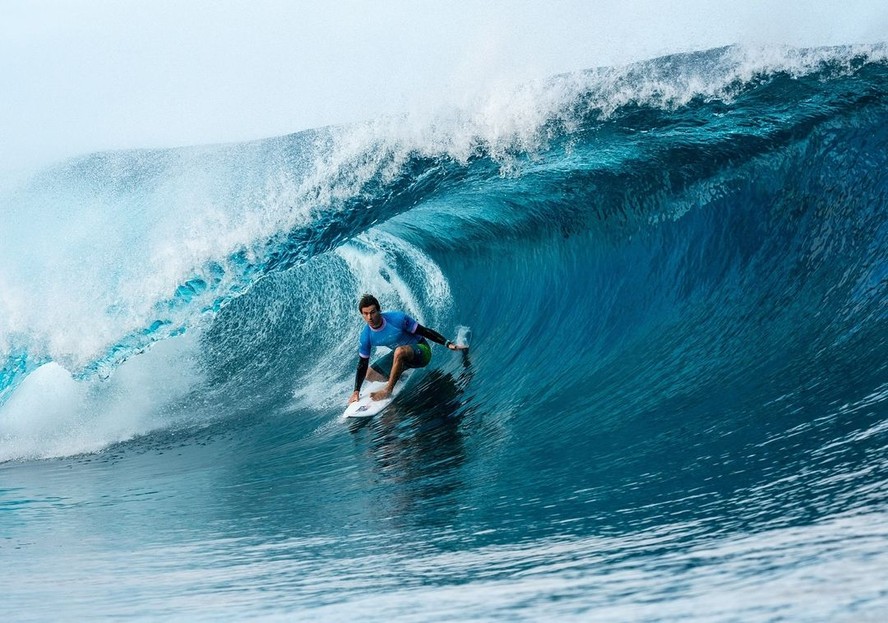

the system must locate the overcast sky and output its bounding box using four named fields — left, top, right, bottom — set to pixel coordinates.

left=2, top=0, right=887, bottom=173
